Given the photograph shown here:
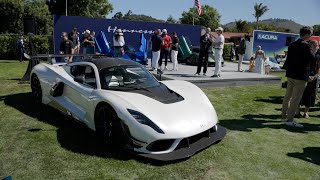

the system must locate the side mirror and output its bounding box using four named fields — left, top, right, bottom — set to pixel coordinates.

left=74, top=75, right=85, bottom=83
